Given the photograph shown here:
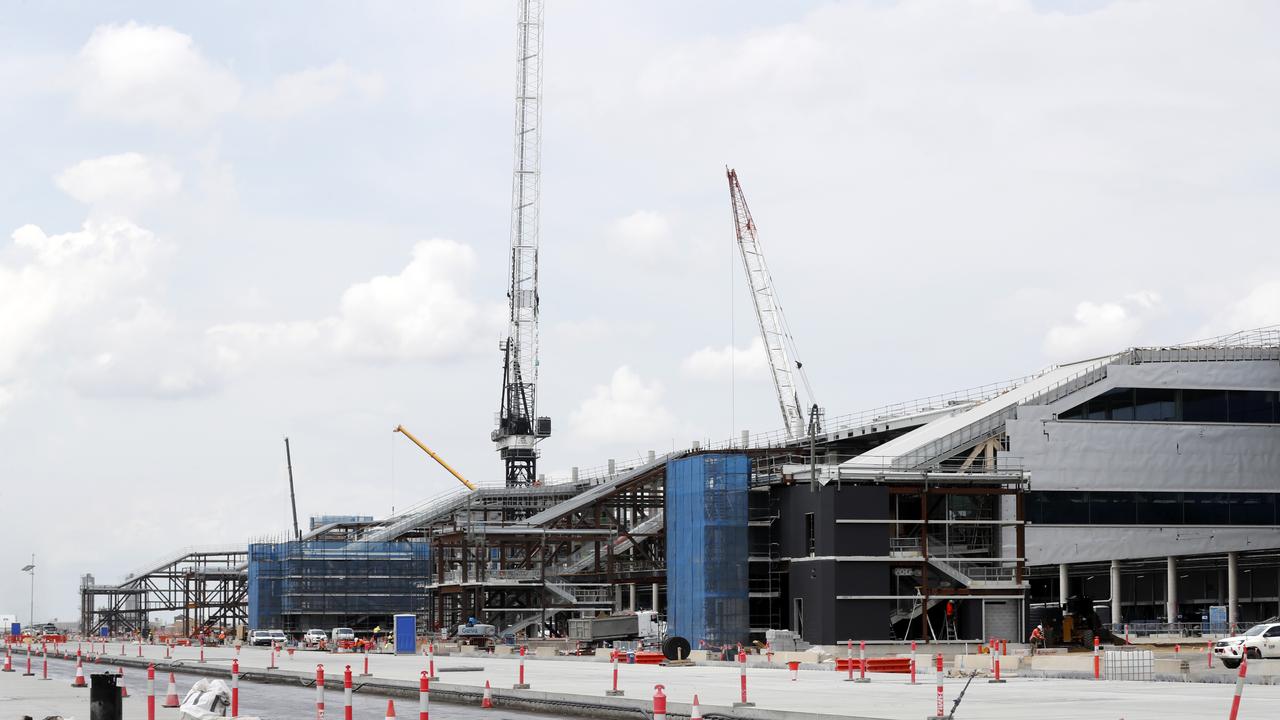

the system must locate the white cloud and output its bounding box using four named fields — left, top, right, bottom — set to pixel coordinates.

left=608, top=210, right=676, bottom=261
left=1198, top=280, right=1280, bottom=338
left=1043, top=293, right=1162, bottom=360
left=681, top=336, right=769, bottom=380
left=252, top=61, right=386, bottom=119
left=569, top=366, right=677, bottom=444
left=209, top=238, right=498, bottom=367
left=0, top=217, right=167, bottom=392
left=56, top=153, right=182, bottom=212
left=76, top=22, right=241, bottom=128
